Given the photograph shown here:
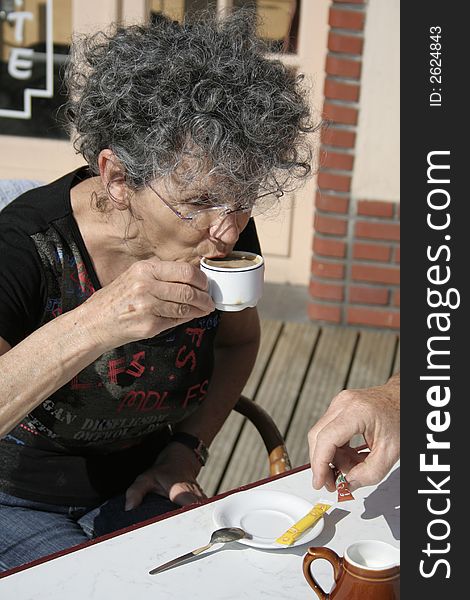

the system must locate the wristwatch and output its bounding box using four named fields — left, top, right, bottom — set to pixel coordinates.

left=171, top=432, right=209, bottom=466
